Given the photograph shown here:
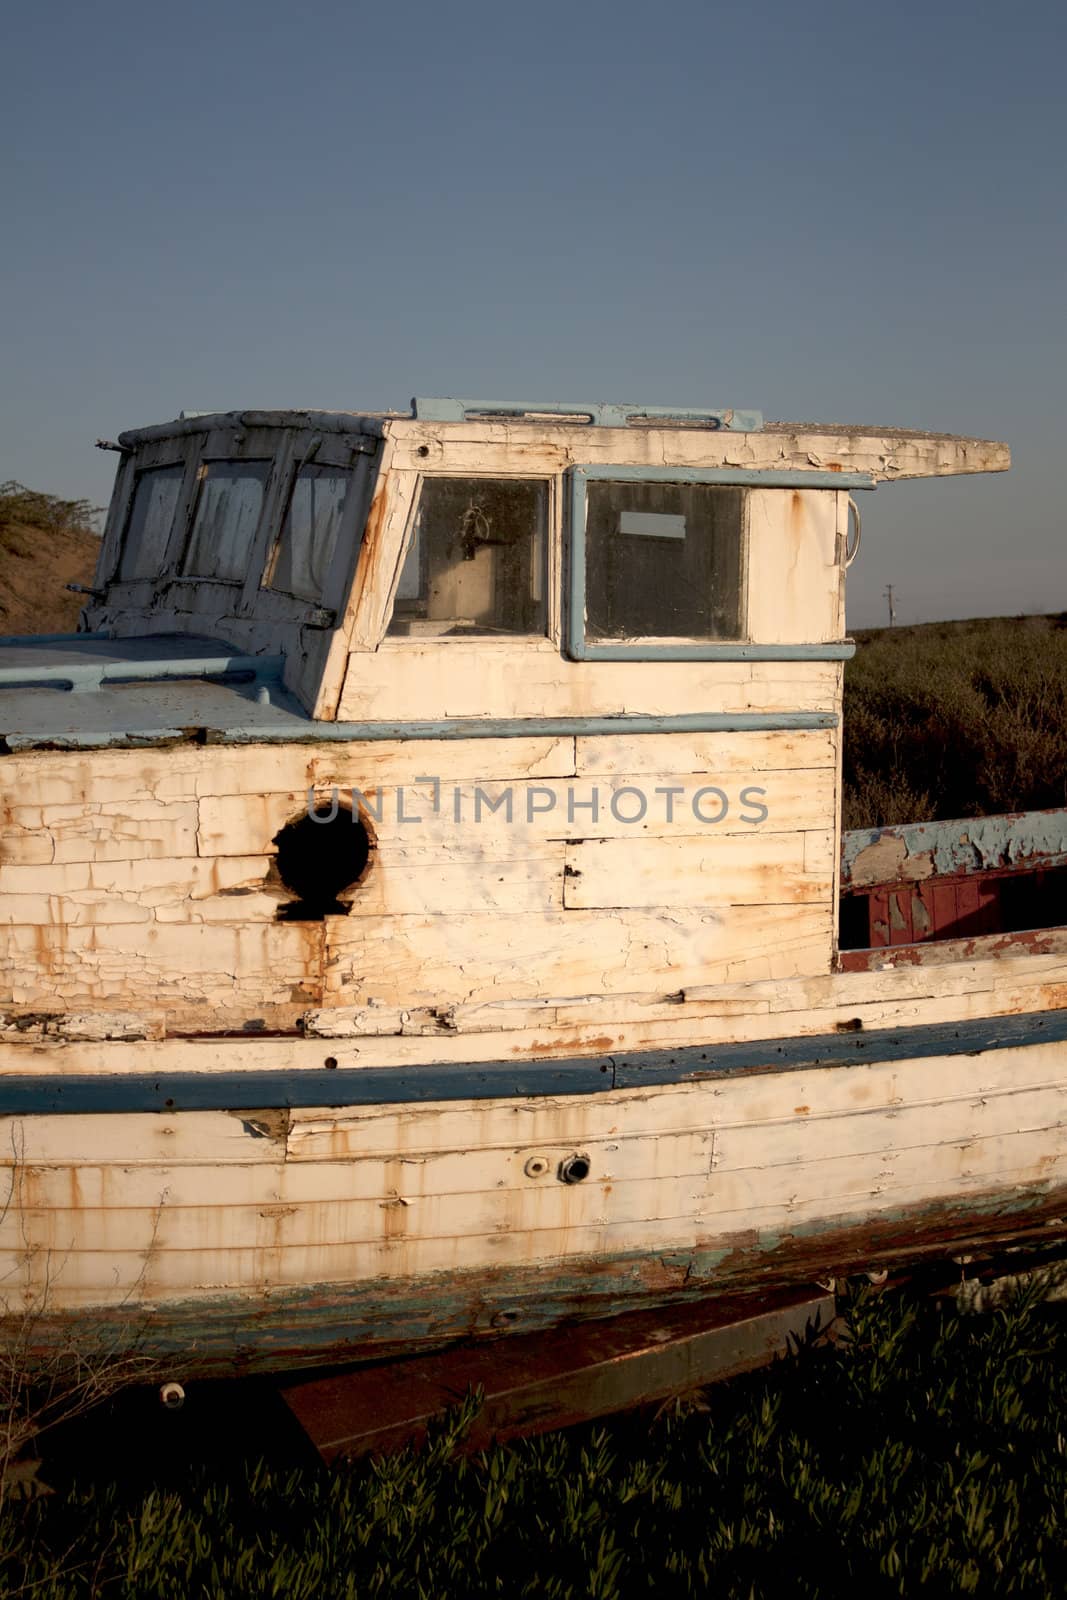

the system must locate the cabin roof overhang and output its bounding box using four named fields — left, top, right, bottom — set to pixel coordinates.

left=115, top=409, right=391, bottom=449
left=112, top=404, right=1010, bottom=482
